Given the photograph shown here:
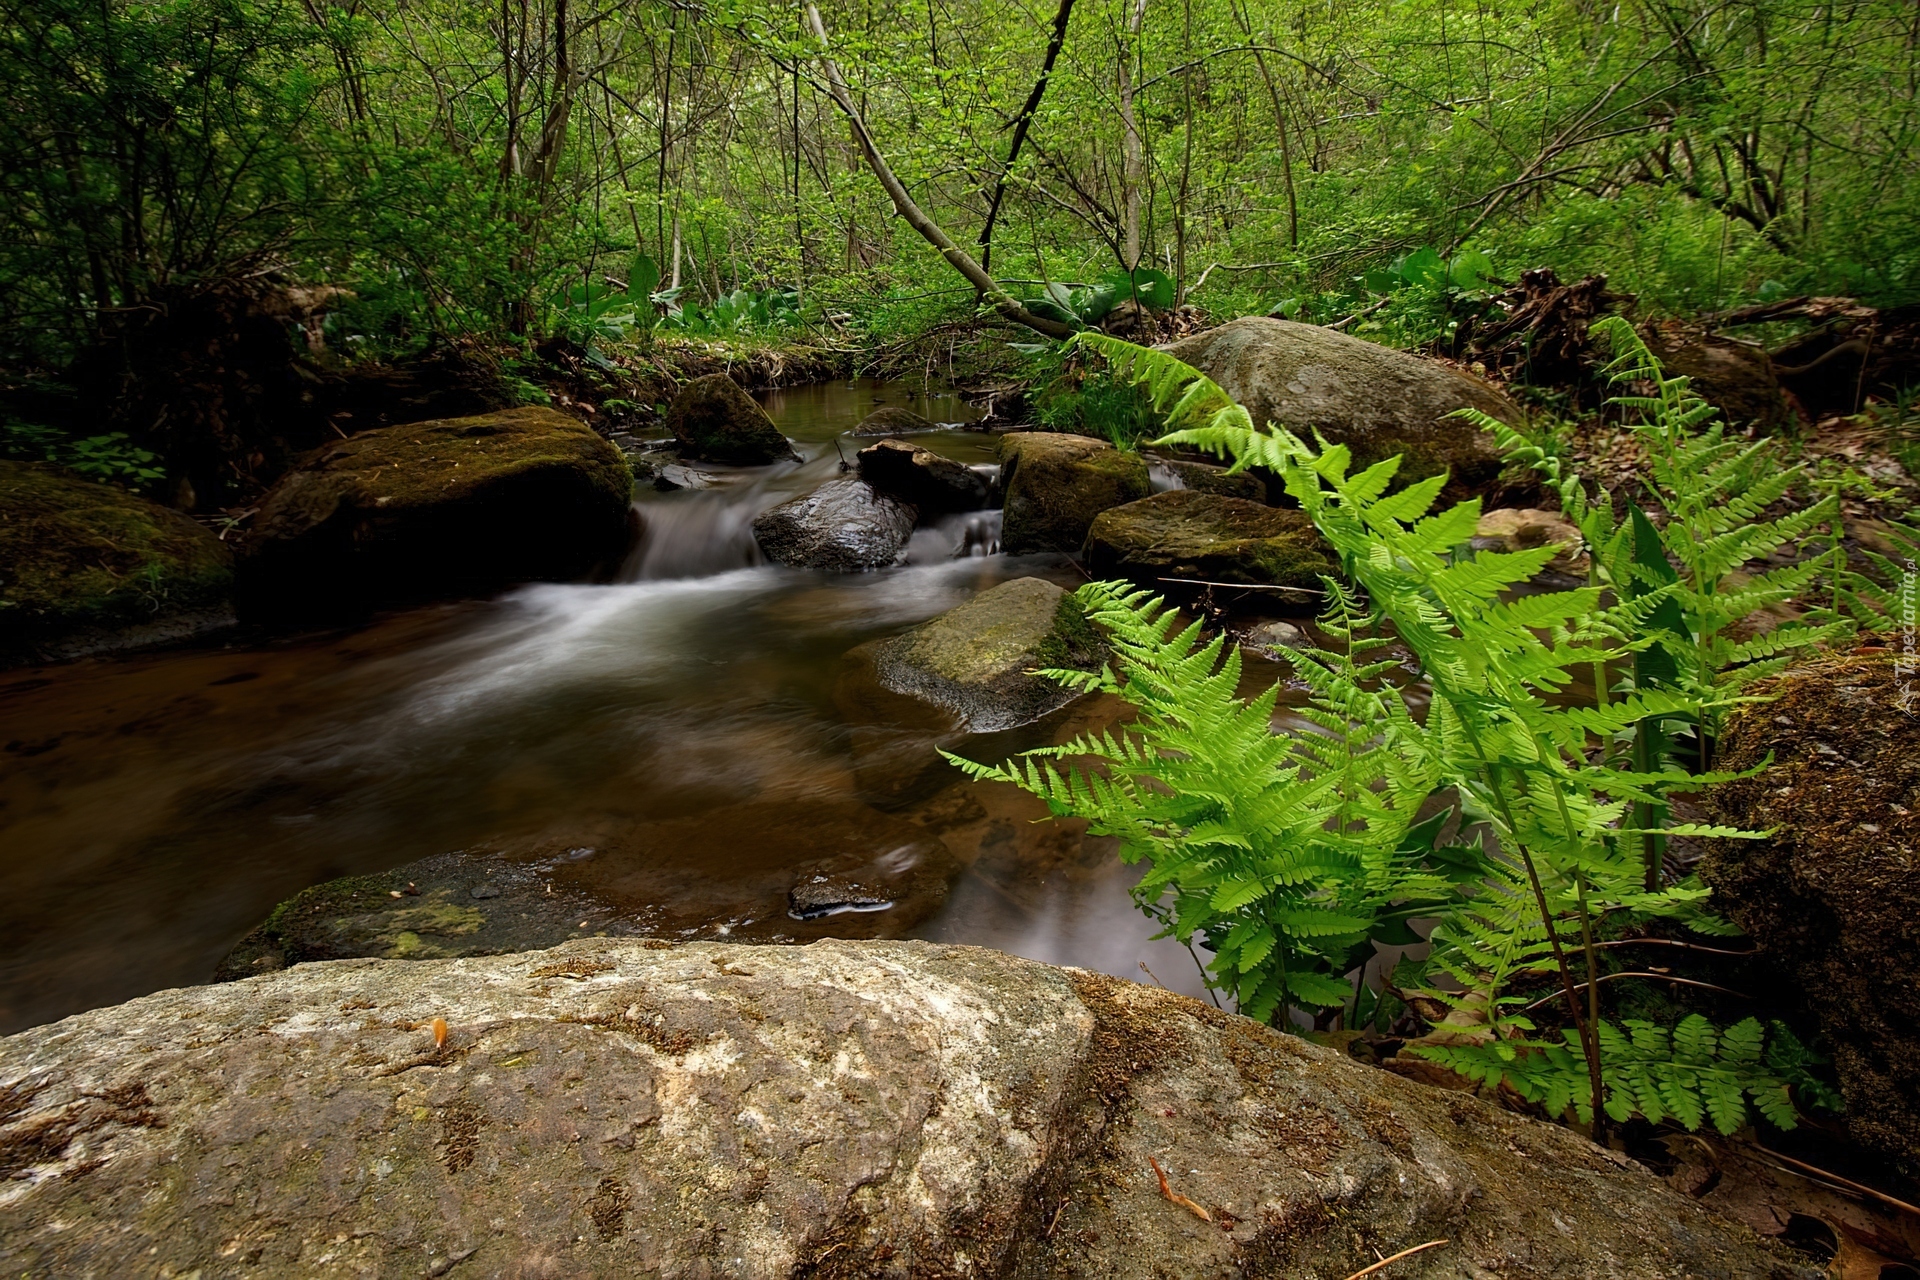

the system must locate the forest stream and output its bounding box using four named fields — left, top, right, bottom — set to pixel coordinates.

left=0, top=379, right=1238, bottom=1034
